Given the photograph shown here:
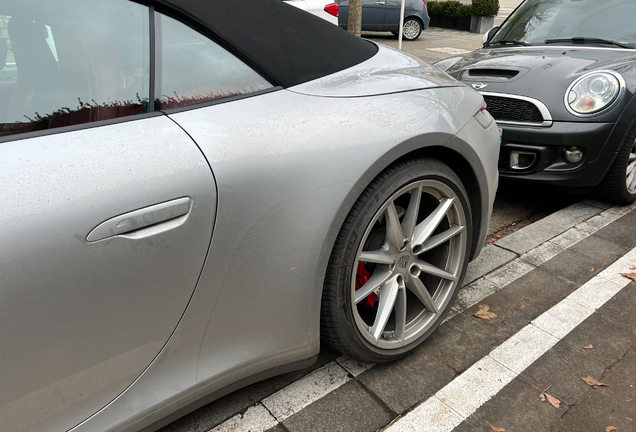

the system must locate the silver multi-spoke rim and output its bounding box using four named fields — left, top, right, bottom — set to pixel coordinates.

left=403, top=20, right=420, bottom=40
left=351, top=179, right=467, bottom=350
left=627, top=139, right=636, bottom=195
